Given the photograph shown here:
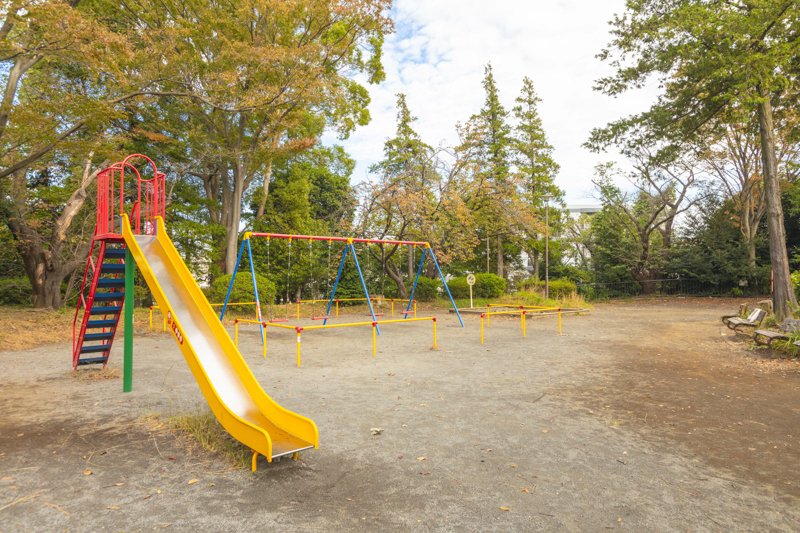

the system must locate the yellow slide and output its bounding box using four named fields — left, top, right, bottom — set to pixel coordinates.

left=122, top=215, right=318, bottom=468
